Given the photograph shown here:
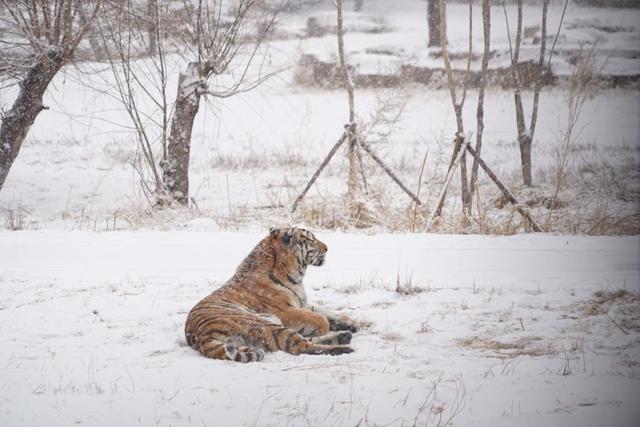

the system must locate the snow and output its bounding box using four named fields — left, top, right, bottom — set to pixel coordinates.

left=1, top=230, right=639, bottom=426
left=1, top=0, right=639, bottom=425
